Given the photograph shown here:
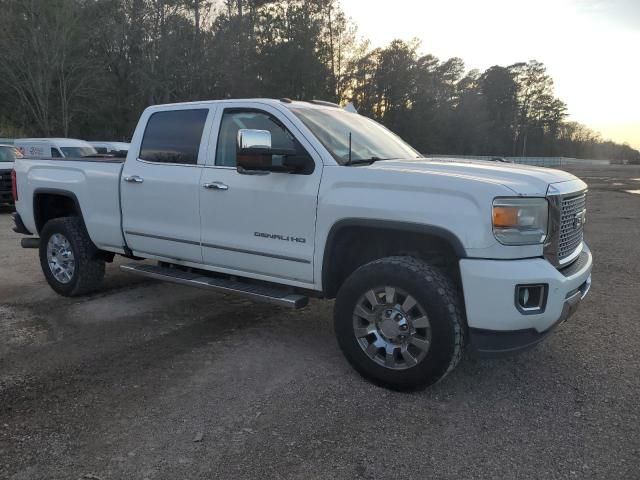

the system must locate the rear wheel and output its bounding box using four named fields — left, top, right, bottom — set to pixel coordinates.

left=39, top=217, right=105, bottom=296
left=334, top=256, right=465, bottom=390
